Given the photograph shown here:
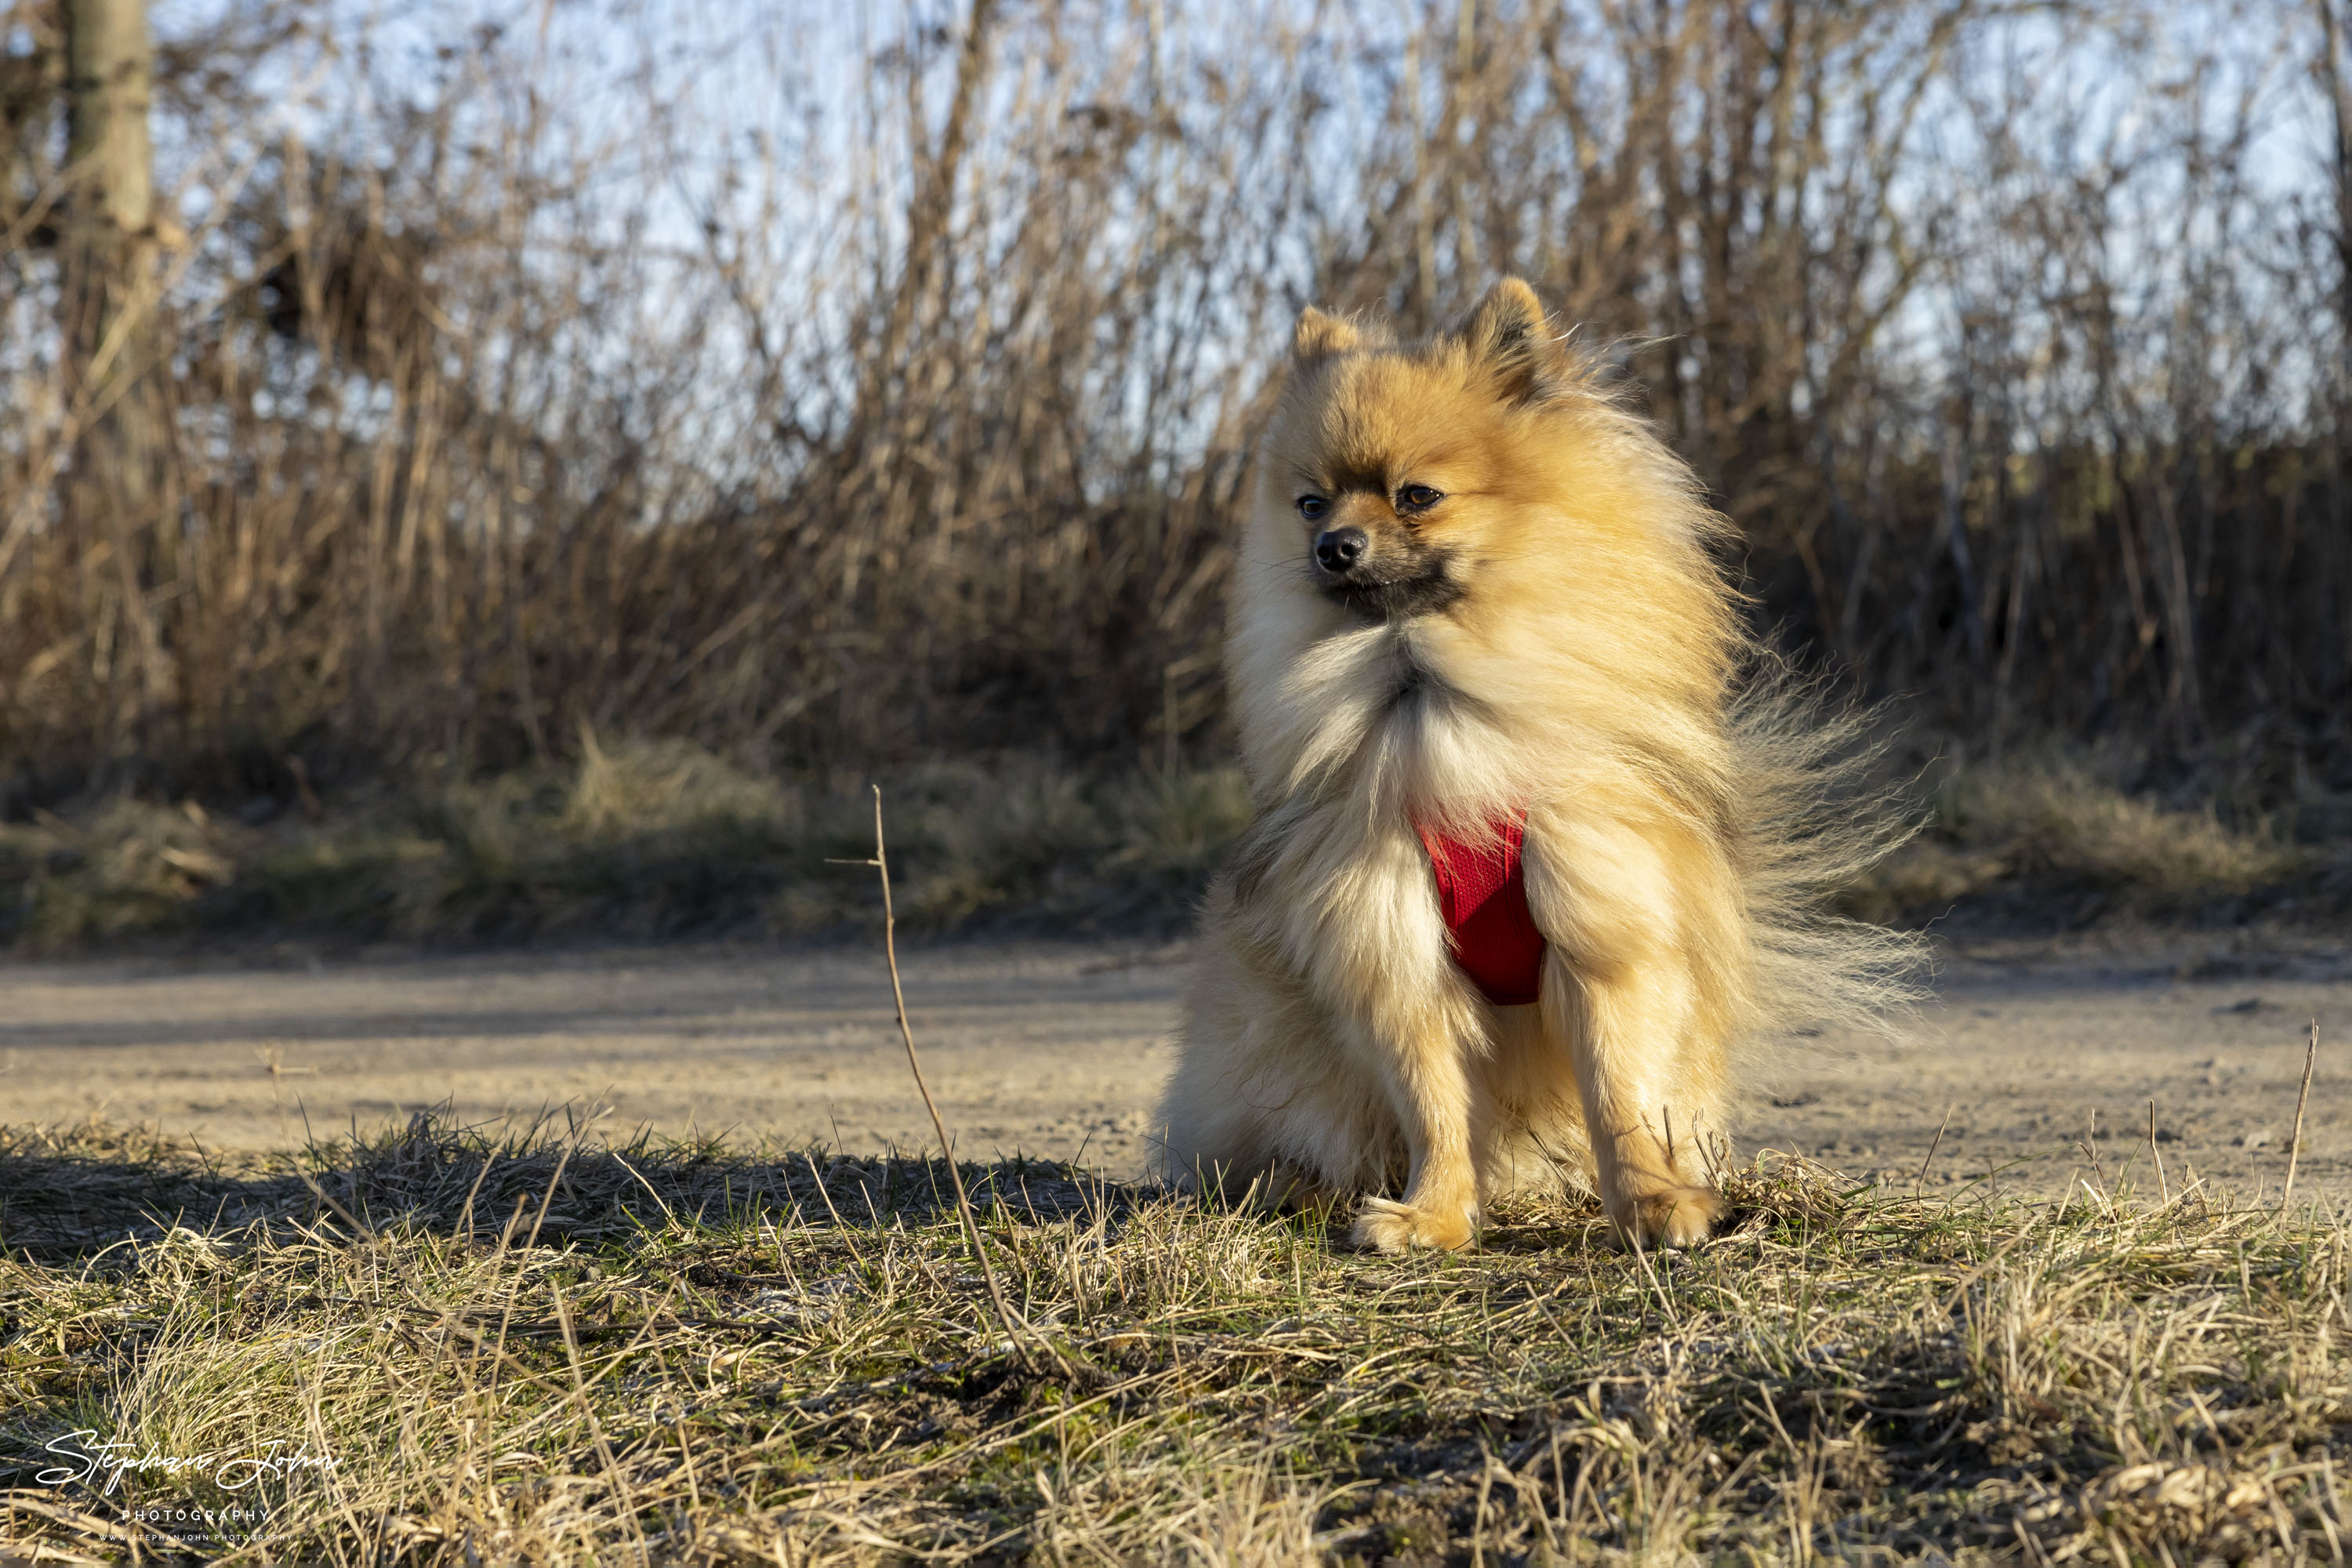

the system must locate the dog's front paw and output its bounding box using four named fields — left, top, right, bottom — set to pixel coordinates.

left=1350, top=1196, right=1477, bottom=1254
left=1606, top=1185, right=1722, bottom=1250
